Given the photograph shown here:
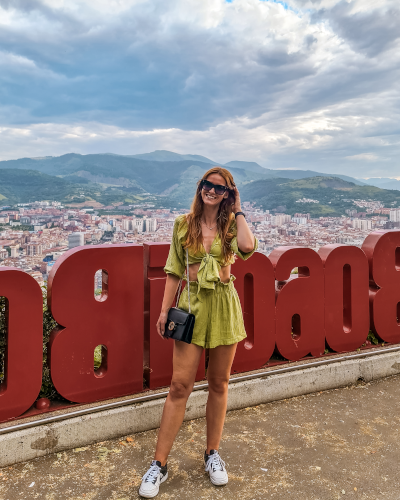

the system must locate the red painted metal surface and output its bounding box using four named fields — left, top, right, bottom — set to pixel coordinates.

left=319, top=244, right=370, bottom=352
left=270, top=247, right=325, bottom=361
left=8, top=400, right=80, bottom=422
left=362, top=231, right=400, bottom=343
left=35, top=398, right=51, bottom=410
left=143, top=243, right=205, bottom=389
left=231, top=252, right=275, bottom=373
left=47, top=245, right=144, bottom=403
left=1, top=233, right=400, bottom=423
left=0, top=268, right=43, bottom=421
